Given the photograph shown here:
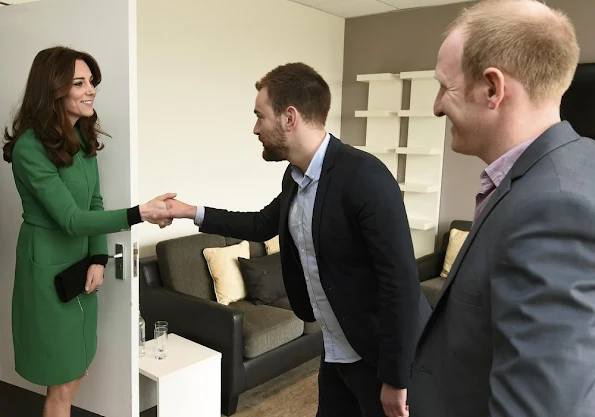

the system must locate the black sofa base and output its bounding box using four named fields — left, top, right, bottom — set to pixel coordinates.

left=223, top=331, right=322, bottom=415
